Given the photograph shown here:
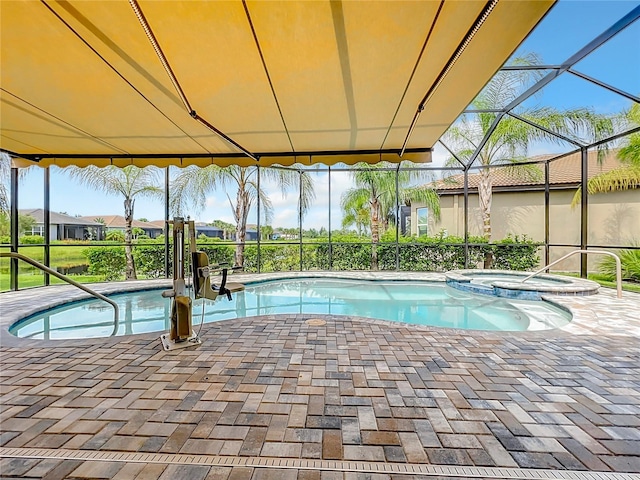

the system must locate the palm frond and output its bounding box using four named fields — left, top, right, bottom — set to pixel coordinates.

left=571, top=165, right=640, bottom=207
